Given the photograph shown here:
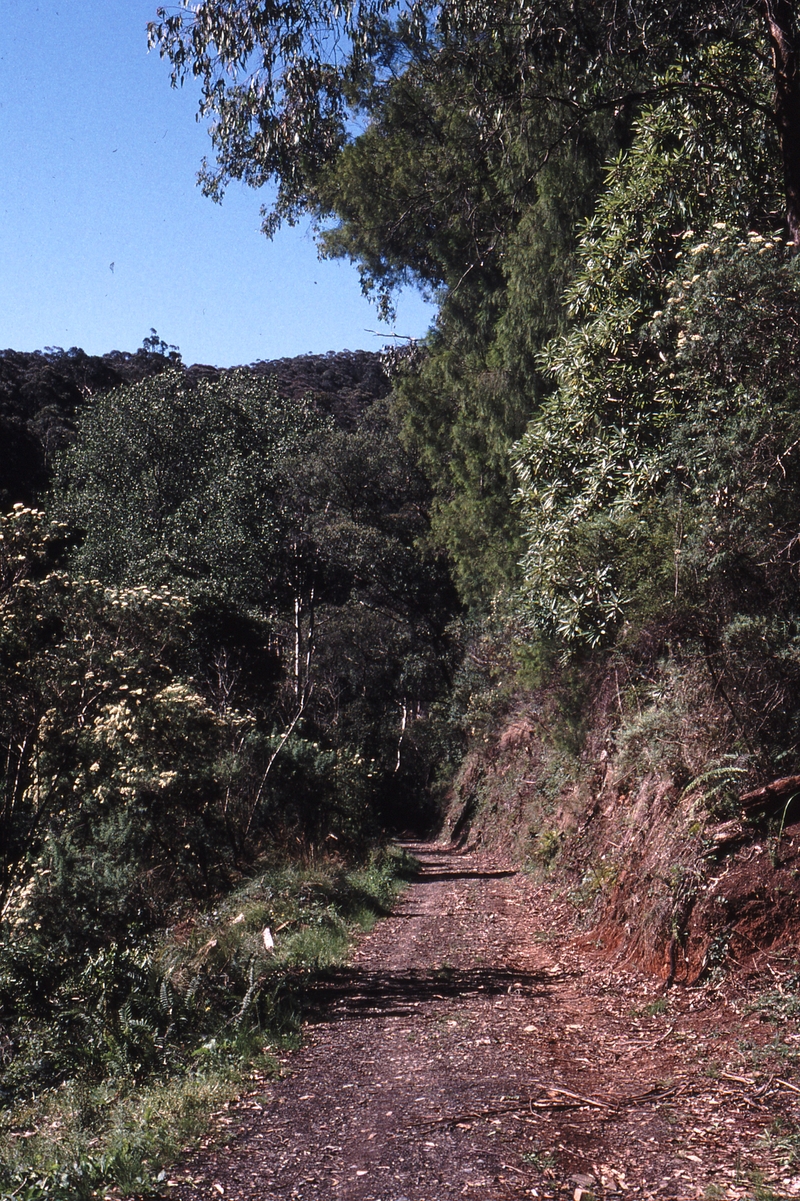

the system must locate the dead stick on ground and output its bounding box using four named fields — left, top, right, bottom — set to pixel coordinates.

left=416, top=1079, right=684, bottom=1128
left=607, top=1025, right=675, bottom=1052
left=536, top=1085, right=617, bottom=1110
left=415, top=1099, right=589, bottom=1128
left=622, top=1083, right=684, bottom=1104
left=530, top=1079, right=687, bottom=1109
